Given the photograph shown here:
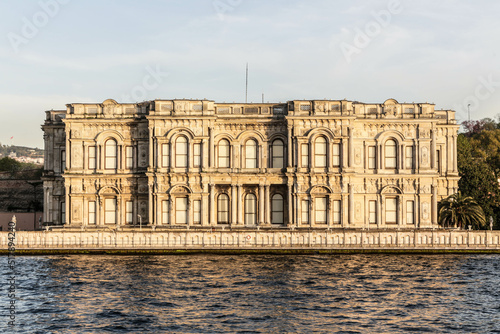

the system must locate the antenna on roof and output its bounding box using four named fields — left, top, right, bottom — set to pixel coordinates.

left=245, top=63, right=248, bottom=103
